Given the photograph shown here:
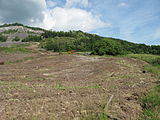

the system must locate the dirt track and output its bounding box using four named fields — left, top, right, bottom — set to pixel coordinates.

left=0, top=46, right=156, bottom=120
